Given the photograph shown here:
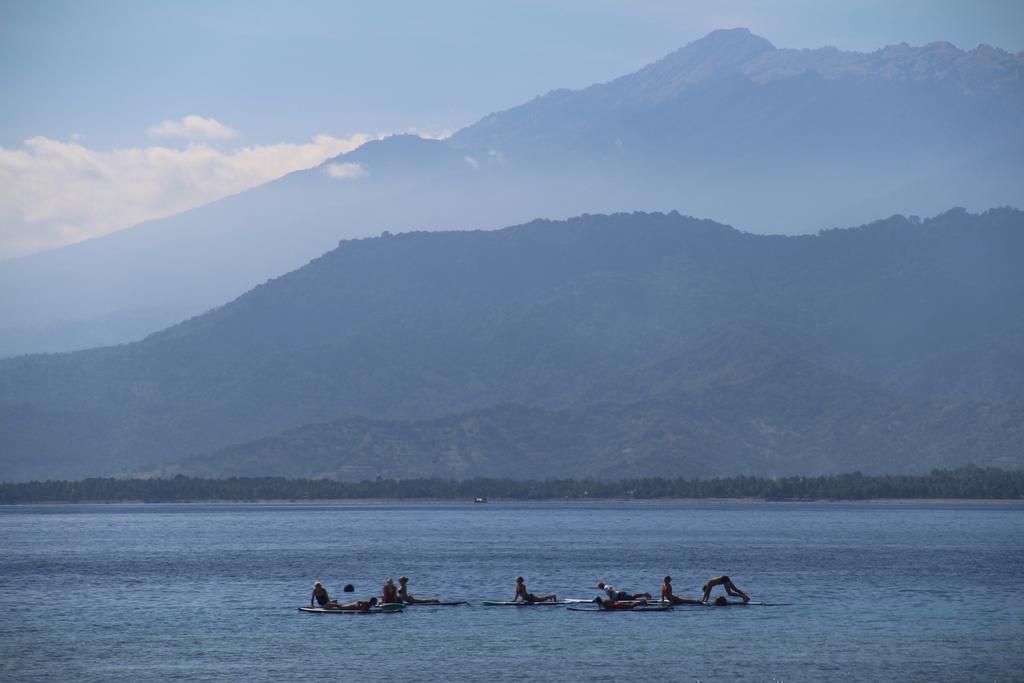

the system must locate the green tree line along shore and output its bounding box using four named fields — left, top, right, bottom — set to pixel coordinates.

left=2, top=467, right=1021, bottom=504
